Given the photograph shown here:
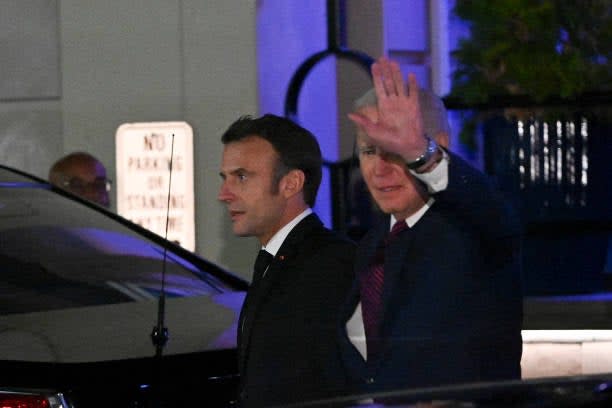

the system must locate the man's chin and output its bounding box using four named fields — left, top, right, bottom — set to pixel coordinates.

left=374, top=202, right=397, bottom=214
left=232, top=227, right=251, bottom=238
